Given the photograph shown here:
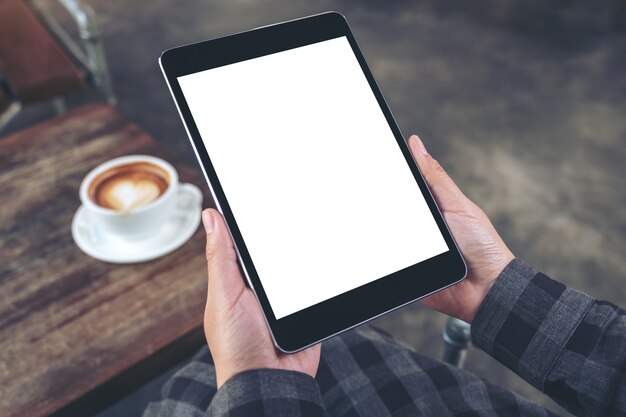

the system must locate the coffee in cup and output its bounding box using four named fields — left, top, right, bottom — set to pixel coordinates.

left=88, top=161, right=170, bottom=212
left=79, top=155, right=202, bottom=239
